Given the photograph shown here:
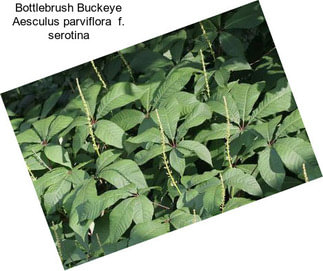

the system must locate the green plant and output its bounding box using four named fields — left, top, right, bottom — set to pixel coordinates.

left=2, top=2, right=321, bottom=269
